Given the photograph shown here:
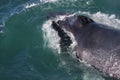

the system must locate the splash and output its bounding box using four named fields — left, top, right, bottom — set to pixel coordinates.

left=77, top=11, right=120, bottom=29
left=42, top=15, right=77, bottom=54
left=42, top=19, right=61, bottom=53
